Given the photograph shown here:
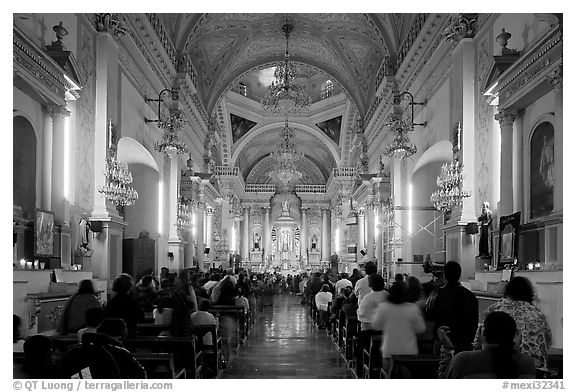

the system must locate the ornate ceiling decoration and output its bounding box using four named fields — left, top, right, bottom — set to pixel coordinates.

left=159, top=13, right=416, bottom=116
